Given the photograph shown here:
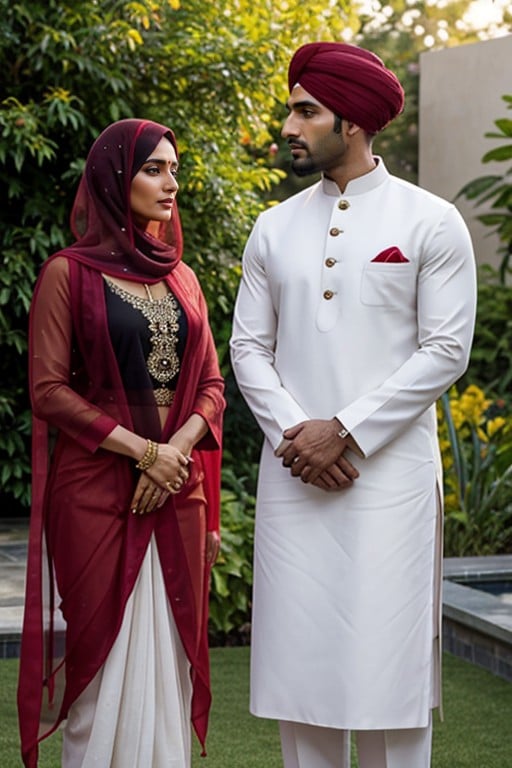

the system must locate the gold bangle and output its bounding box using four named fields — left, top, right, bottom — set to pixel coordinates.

left=135, top=439, right=159, bottom=471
